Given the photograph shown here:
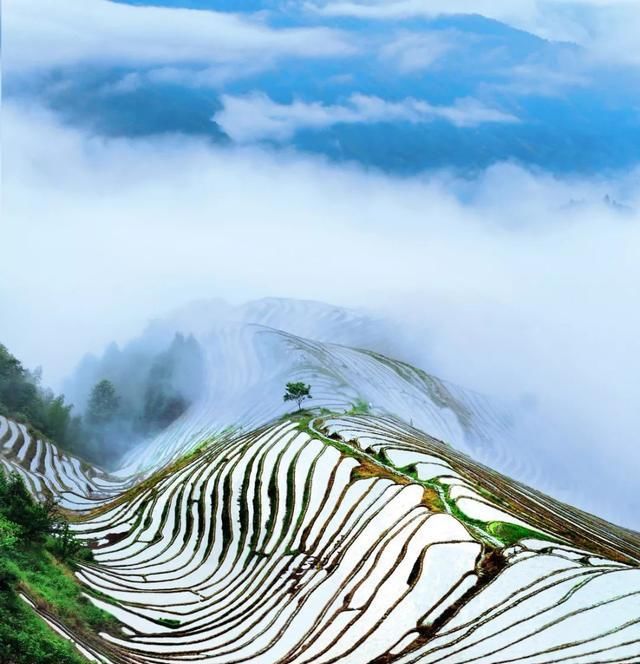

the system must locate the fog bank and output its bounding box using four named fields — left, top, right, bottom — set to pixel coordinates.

left=2, top=102, right=639, bottom=527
